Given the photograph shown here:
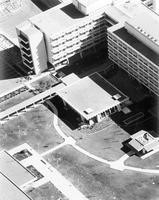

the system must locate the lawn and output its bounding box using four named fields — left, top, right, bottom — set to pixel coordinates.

left=77, top=123, right=130, bottom=161
left=125, top=151, right=159, bottom=170
left=44, top=145, right=159, bottom=200
left=0, top=105, right=64, bottom=153
left=30, top=74, right=60, bottom=93
left=27, top=182, right=68, bottom=200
